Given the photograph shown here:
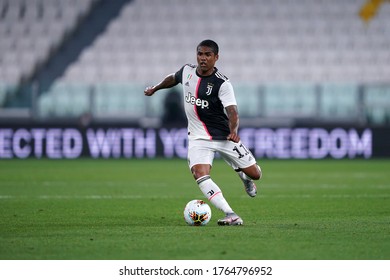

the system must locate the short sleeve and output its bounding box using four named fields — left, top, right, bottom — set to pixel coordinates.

left=174, top=65, right=185, bottom=84
left=219, top=80, right=237, bottom=108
